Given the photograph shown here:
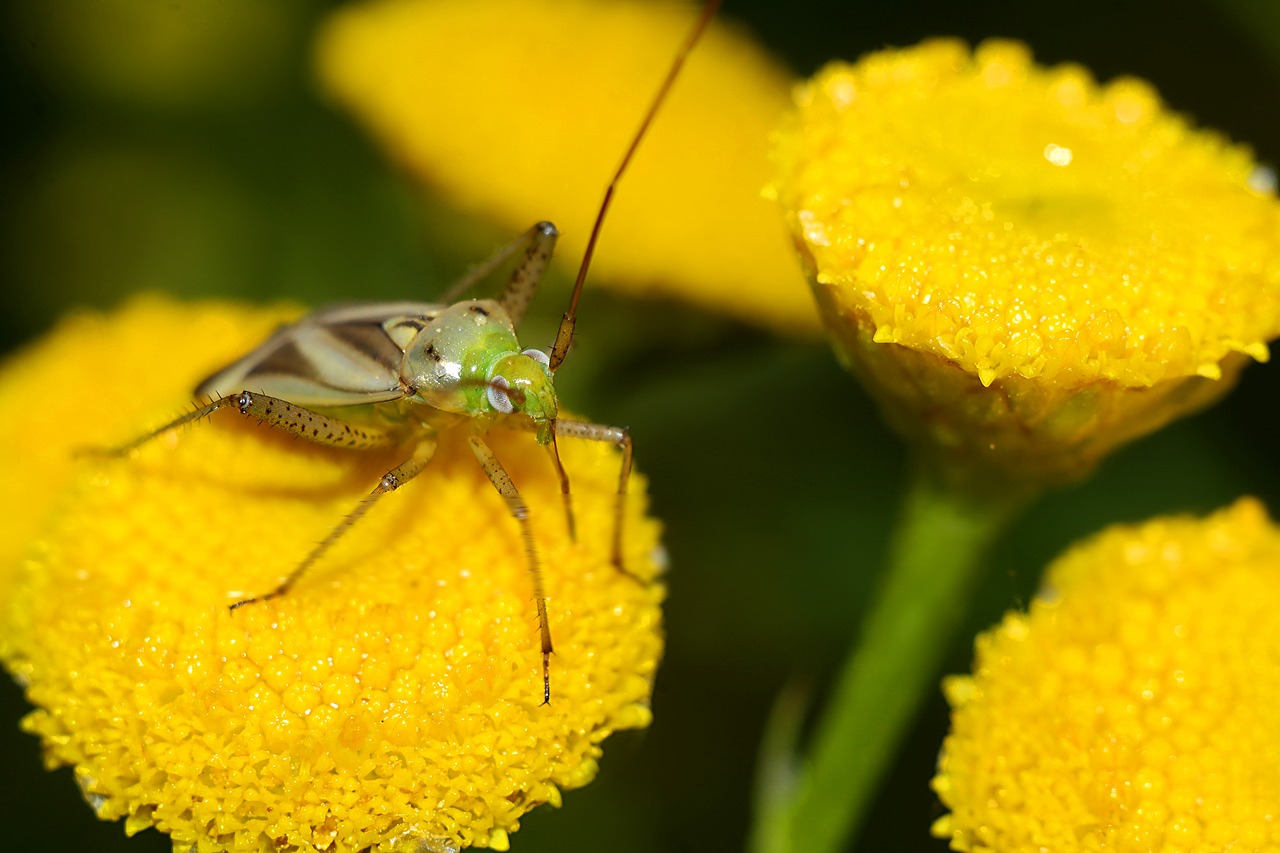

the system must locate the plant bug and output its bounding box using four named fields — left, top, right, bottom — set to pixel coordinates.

left=95, top=0, right=725, bottom=705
